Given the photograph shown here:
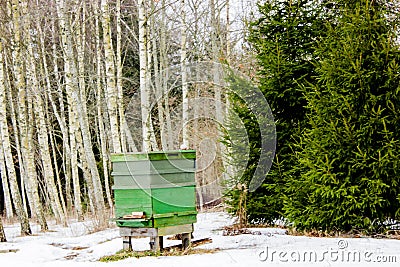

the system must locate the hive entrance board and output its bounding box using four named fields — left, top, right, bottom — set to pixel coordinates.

left=122, top=211, right=146, bottom=219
